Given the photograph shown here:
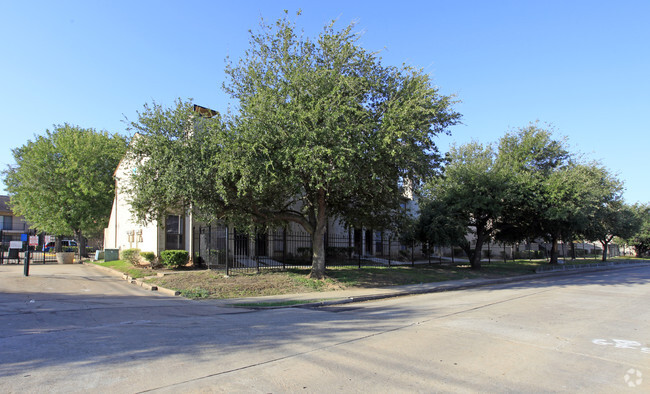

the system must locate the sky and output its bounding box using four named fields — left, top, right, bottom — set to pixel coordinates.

left=1, top=0, right=648, bottom=203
